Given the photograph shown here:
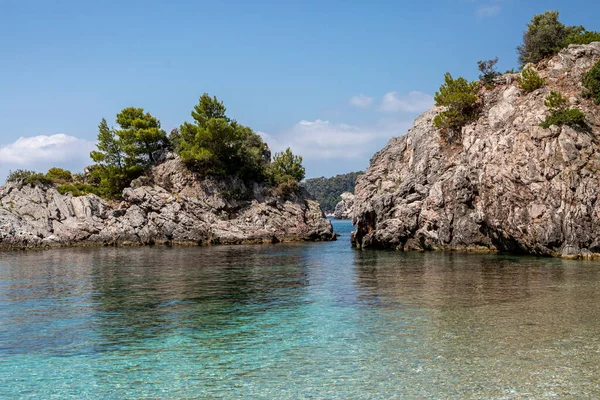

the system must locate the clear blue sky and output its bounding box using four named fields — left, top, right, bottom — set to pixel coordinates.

left=1, top=0, right=599, bottom=180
